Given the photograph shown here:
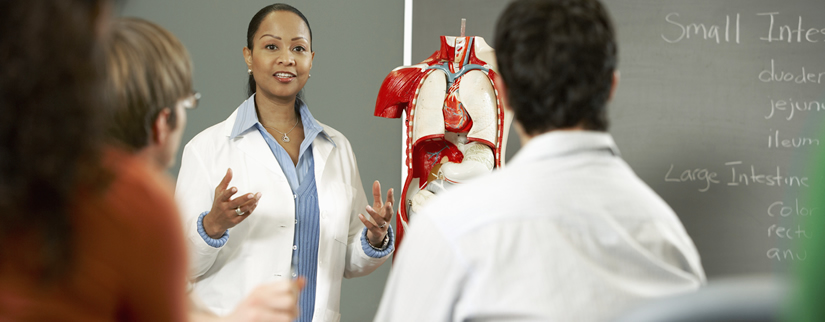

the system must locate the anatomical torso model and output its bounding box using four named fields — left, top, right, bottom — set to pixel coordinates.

left=374, top=34, right=513, bottom=250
